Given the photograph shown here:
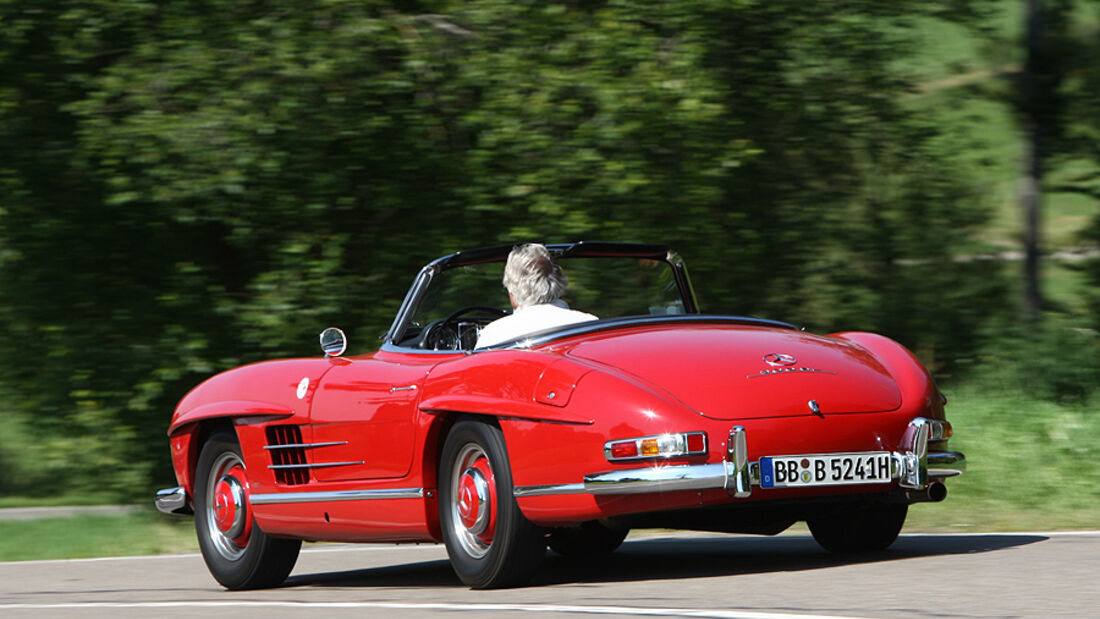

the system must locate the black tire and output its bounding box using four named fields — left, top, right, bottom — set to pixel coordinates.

left=808, top=502, right=908, bottom=553
left=548, top=521, right=629, bottom=556
left=194, top=429, right=301, bottom=589
left=439, top=419, right=546, bottom=588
